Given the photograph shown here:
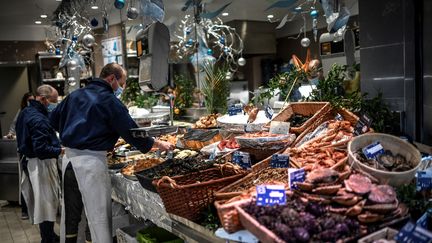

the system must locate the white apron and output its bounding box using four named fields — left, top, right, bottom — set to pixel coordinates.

left=21, top=157, right=60, bottom=225
left=60, top=148, right=112, bottom=243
